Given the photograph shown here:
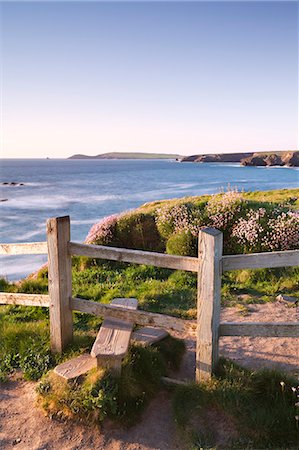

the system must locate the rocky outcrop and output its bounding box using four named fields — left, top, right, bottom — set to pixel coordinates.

left=180, top=153, right=253, bottom=163
left=242, top=155, right=267, bottom=166
left=283, top=151, right=299, bottom=166
left=180, top=151, right=299, bottom=167
left=241, top=151, right=299, bottom=167
left=1, top=182, right=25, bottom=186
